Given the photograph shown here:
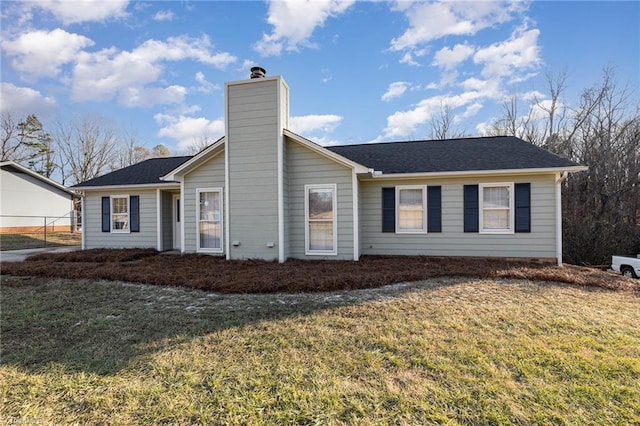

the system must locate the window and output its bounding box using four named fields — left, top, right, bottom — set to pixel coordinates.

left=480, top=183, right=514, bottom=233
left=396, top=186, right=426, bottom=233
left=111, top=196, right=129, bottom=233
left=197, top=189, right=222, bottom=252
left=305, top=184, right=337, bottom=255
